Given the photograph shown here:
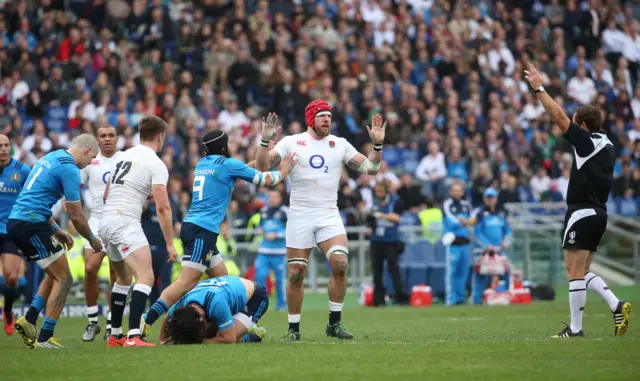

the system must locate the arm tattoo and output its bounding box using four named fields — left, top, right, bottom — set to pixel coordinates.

left=269, top=154, right=281, bottom=170
left=346, top=157, right=362, bottom=172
